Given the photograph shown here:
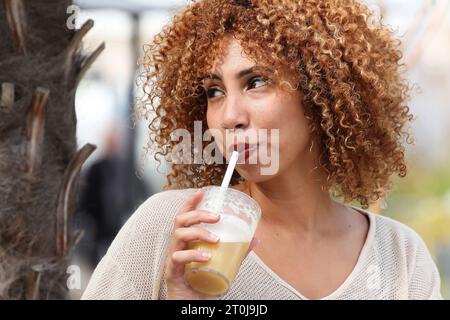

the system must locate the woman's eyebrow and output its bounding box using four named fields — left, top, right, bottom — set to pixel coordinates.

left=203, top=65, right=274, bottom=81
